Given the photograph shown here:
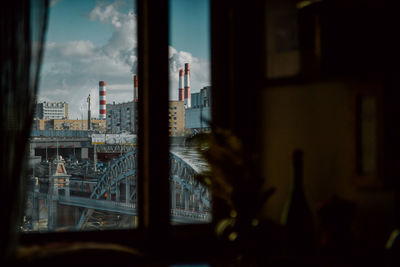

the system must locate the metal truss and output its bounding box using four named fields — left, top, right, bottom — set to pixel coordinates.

left=169, top=152, right=211, bottom=214
left=75, top=149, right=211, bottom=229
left=95, top=144, right=136, bottom=153
left=90, top=150, right=137, bottom=201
